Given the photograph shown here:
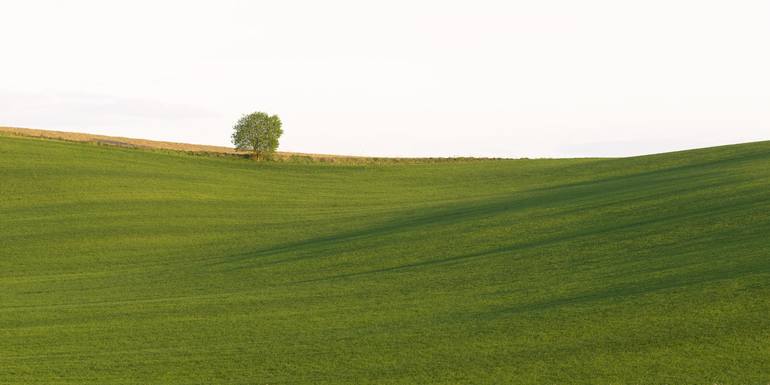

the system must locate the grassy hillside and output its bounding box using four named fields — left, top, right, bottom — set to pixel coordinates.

left=1, top=134, right=769, bottom=384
